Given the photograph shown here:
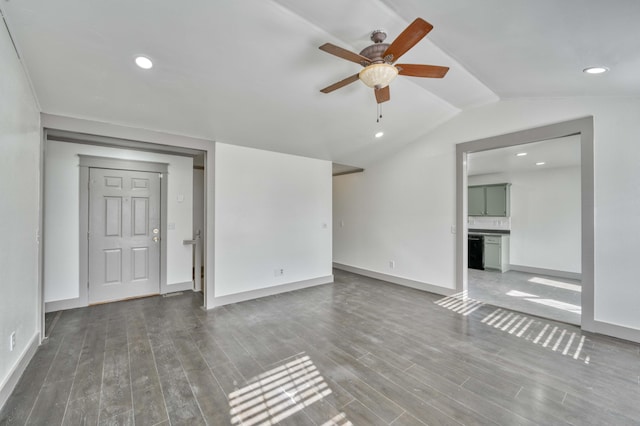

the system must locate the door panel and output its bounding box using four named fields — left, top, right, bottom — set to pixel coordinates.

left=104, top=249, right=122, bottom=283
left=132, top=247, right=149, bottom=280
left=132, top=197, right=149, bottom=235
left=89, top=168, right=161, bottom=303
